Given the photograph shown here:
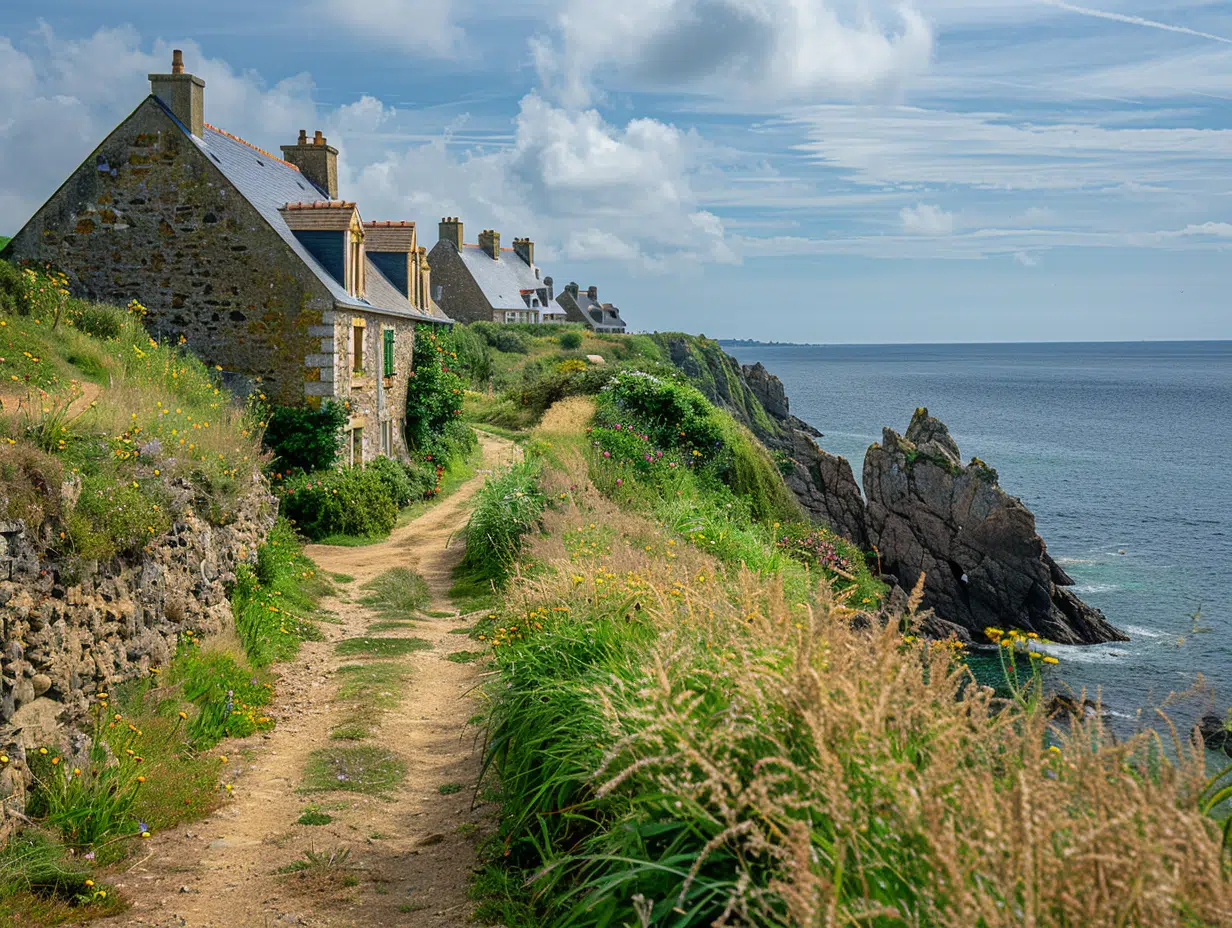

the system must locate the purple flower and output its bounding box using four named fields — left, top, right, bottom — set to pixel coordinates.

left=614, top=424, right=623, bottom=430
left=138, top=821, right=149, bottom=833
